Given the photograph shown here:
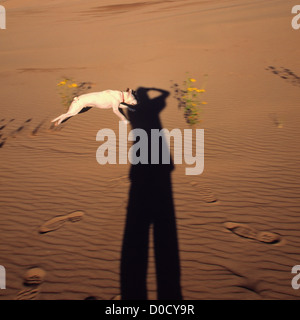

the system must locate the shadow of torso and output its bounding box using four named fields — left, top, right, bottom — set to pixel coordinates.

left=121, top=87, right=182, bottom=300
